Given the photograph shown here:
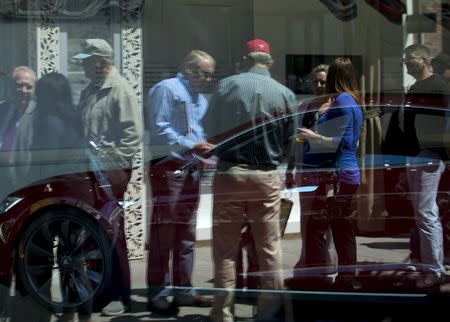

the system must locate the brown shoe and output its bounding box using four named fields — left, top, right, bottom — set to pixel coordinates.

left=173, top=294, right=213, bottom=307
